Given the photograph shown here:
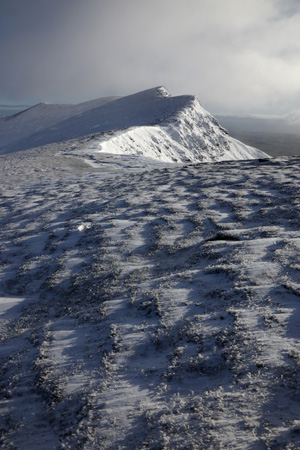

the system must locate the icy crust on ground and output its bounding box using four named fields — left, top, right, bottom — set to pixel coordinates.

left=0, top=86, right=268, bottom=162
left=0, top=149, right=300, bottom=449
